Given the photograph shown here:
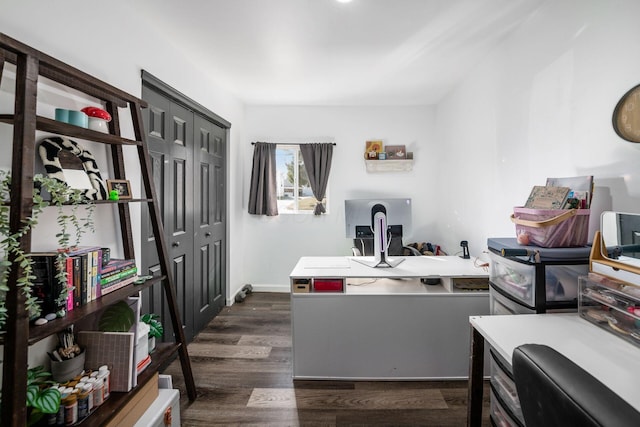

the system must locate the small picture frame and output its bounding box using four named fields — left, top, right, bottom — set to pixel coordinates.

left=386, top=145, right=406, bottom=159
left=365, top=140, right=384, bottom=159
left=106, top=179, right=132, bottom=200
